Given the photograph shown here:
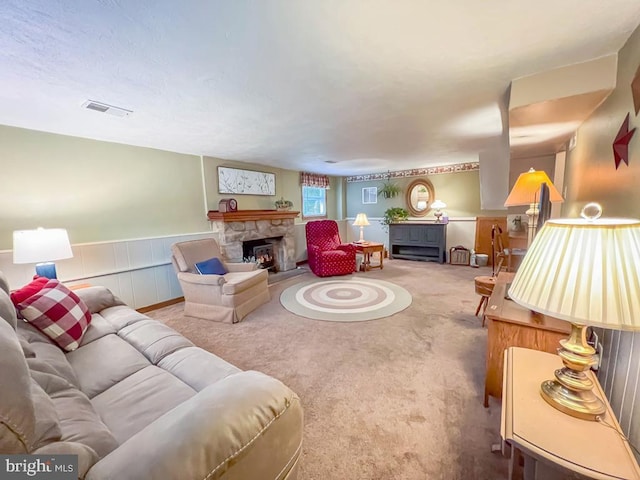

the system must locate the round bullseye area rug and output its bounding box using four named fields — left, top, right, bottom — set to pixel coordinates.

left=280, top=277, right=412, bottom=322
